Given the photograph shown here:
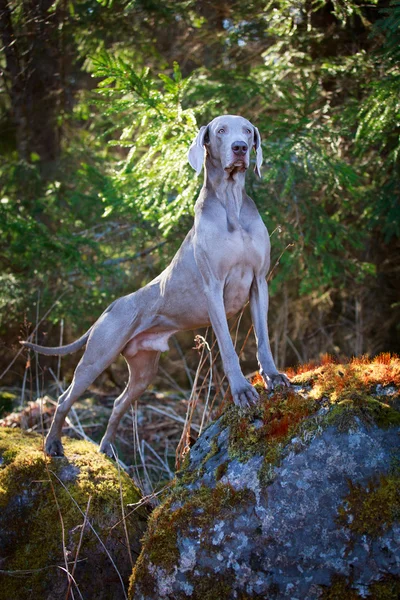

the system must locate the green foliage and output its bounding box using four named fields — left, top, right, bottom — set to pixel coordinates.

left=92, top=54, right=207, bottom=234
left=0, top=0, right=399, bottom=366
left=354, top=0, right=400, bottom=242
